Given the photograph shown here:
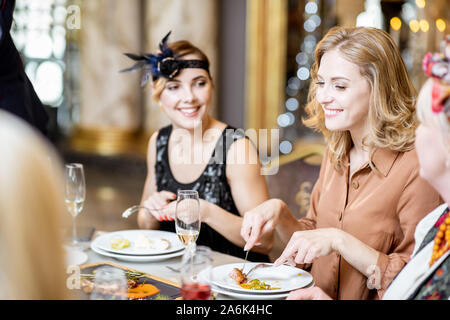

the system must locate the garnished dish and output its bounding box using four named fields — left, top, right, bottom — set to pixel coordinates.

left=109, top=233, right=171, bottom=251
left=229, top=268, right=247, bottom=284
left=80, top=270, right=160, bottom=300
left=228, top=268, right=279, bottom=290
left=239, top=279, right=280, bottom=290
left=207, top=263, right=313, bottom=298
